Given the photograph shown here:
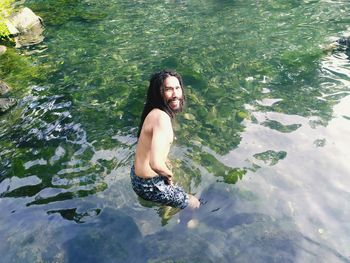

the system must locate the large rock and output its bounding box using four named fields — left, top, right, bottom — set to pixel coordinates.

left=6, top=7, right=44, bottom=48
